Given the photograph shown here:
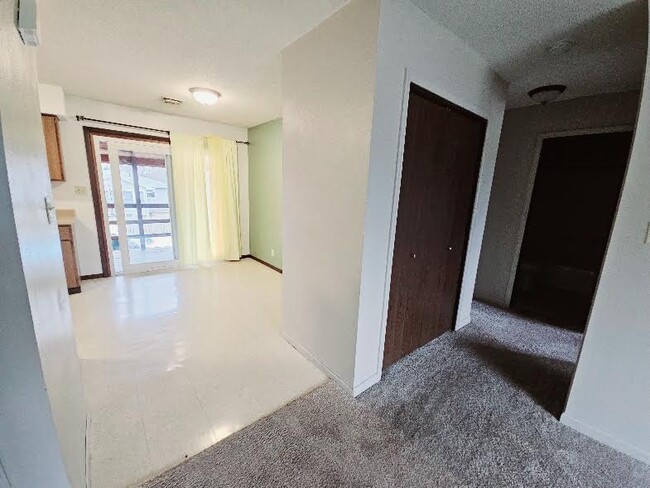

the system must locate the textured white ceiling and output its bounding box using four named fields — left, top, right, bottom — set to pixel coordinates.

left=38, top=0, right=646, bottom=126
left=37, top=0, right=348, bottom=128
left=411, top=0, right=647, bottom=107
